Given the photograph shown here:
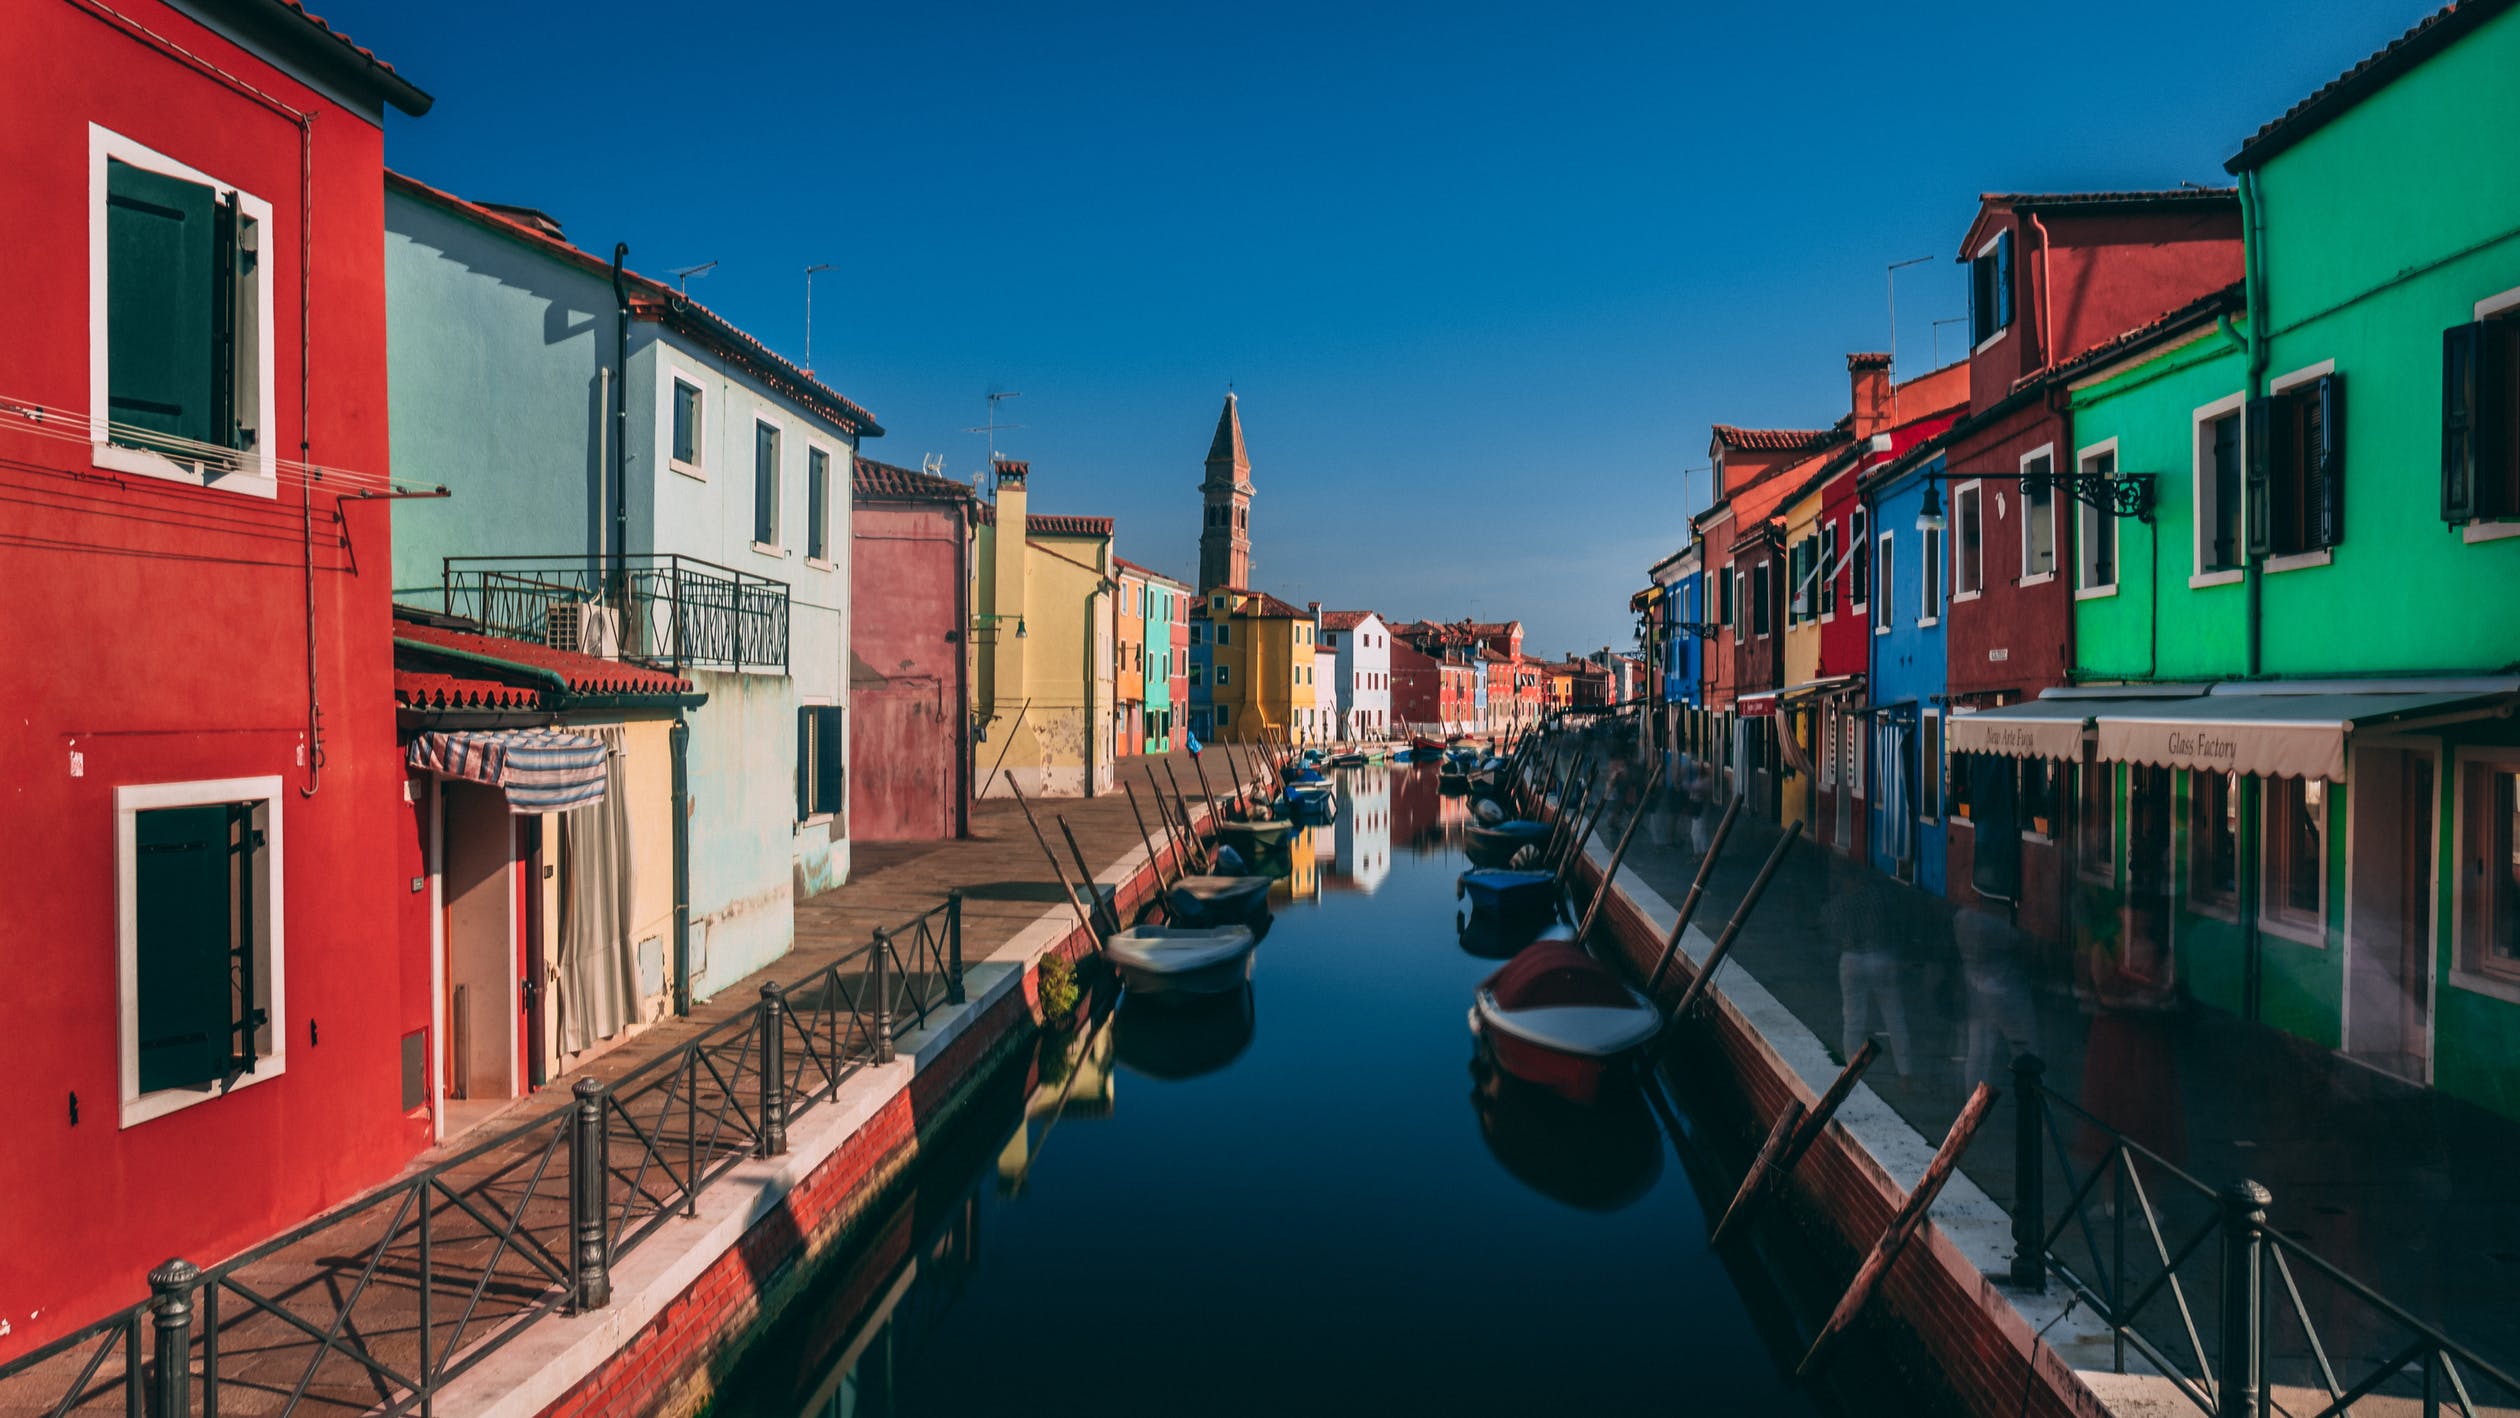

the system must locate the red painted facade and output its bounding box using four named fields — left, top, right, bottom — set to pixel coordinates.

left=0, top=0, right=428, bottom=1350
left=849, top=460, right=974, bottom=841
